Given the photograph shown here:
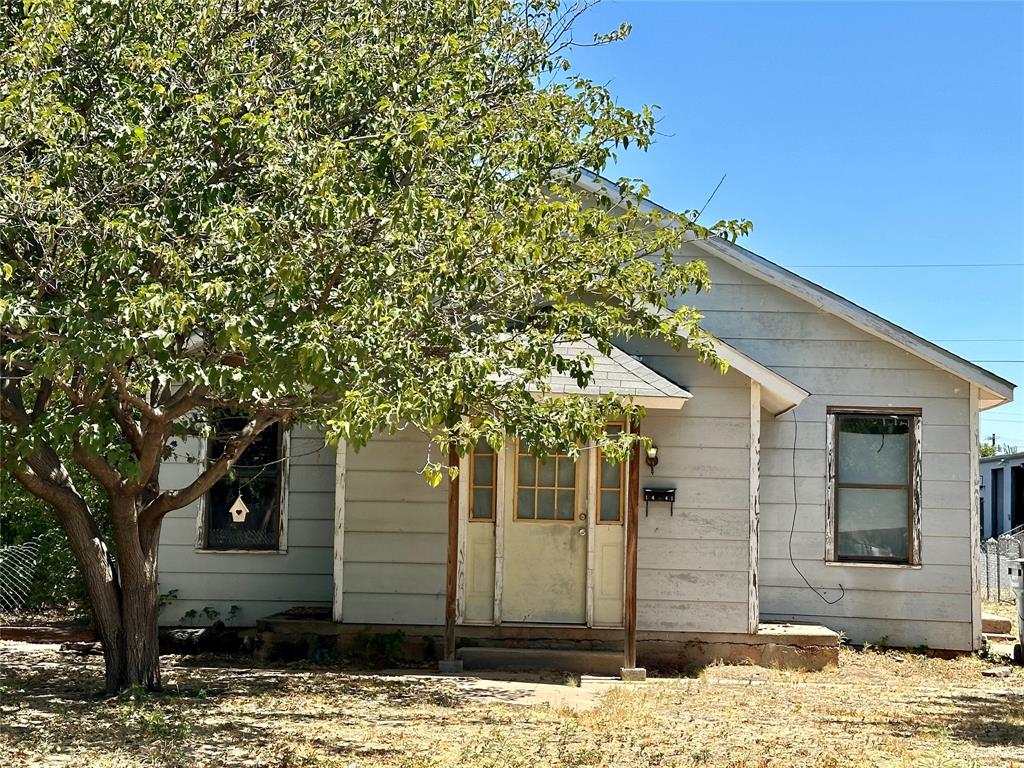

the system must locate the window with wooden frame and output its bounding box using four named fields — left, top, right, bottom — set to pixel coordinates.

left=826, top=408, right=921, bottom=565
left=515, top=442, right=577, bottom=521
left=202, top=416, right=287, bottom=552
left=597, top=424, right=626, bottom=524
left=468, top=440, right=497, bottom=521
